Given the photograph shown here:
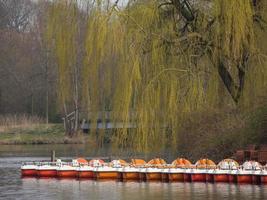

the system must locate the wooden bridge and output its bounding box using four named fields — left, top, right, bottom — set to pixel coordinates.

left=80, top=111, right=136, bottom=133
left=63, top=111, right=137, bottom=134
